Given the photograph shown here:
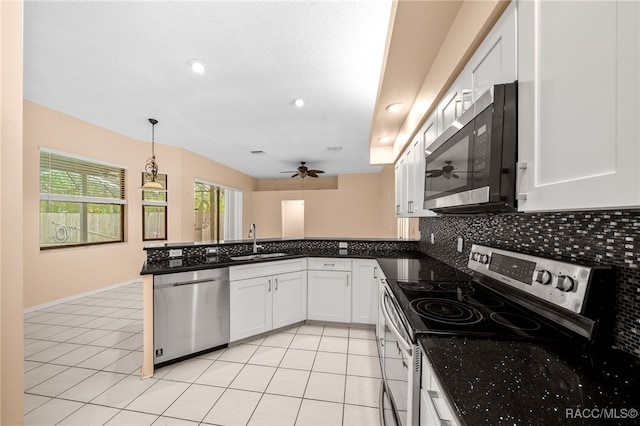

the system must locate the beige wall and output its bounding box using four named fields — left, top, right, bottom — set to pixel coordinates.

left=257, top=176, right=338, bottom=191
left=251, top=167, right=397, bottom=238
left=24, top=102, right=398, bottom=309
left=1, top=0, right=25, bottom=422
left=23, top=102, right=259, bottom=308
